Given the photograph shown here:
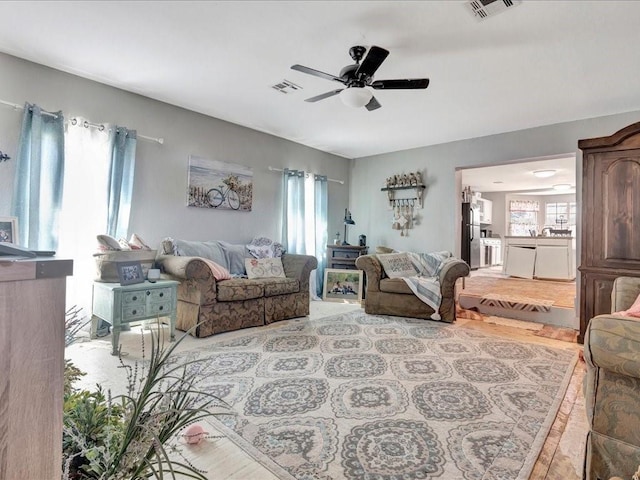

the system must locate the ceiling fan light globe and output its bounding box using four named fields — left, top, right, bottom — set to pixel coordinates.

left=340, top=87, right=373, bottom=108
